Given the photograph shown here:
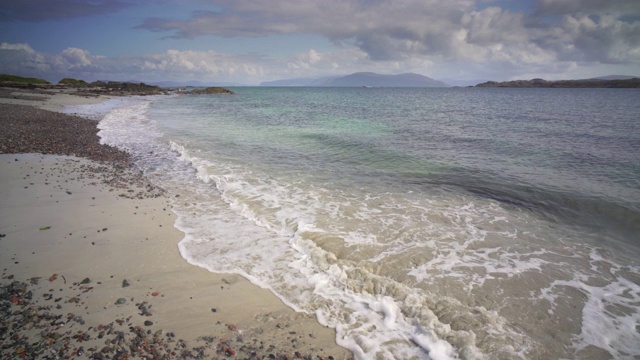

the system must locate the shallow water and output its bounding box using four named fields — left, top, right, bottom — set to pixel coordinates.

left=91, top=87, right=639, bottom=359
